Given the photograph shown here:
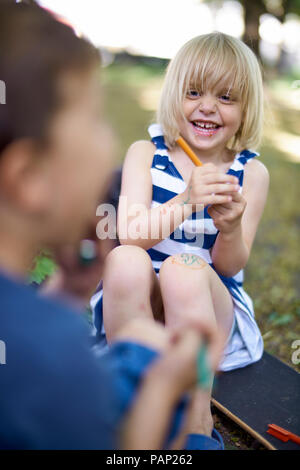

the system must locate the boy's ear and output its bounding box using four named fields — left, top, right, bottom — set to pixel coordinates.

left=0, top=139, right=50, bottom=214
